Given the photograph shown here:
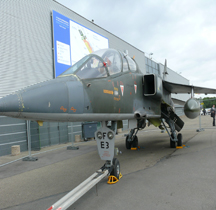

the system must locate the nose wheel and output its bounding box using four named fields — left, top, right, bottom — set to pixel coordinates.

left=177, top=133, right=183, bottom=146
left=132, top=136, right=138, bottom=148
left=125, top=136, right=132, bottom=149
left=110, top=158, right=120, bottom=179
